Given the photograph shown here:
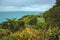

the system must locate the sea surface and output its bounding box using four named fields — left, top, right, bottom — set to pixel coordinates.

left=0, top=11, right=41, bottom=23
